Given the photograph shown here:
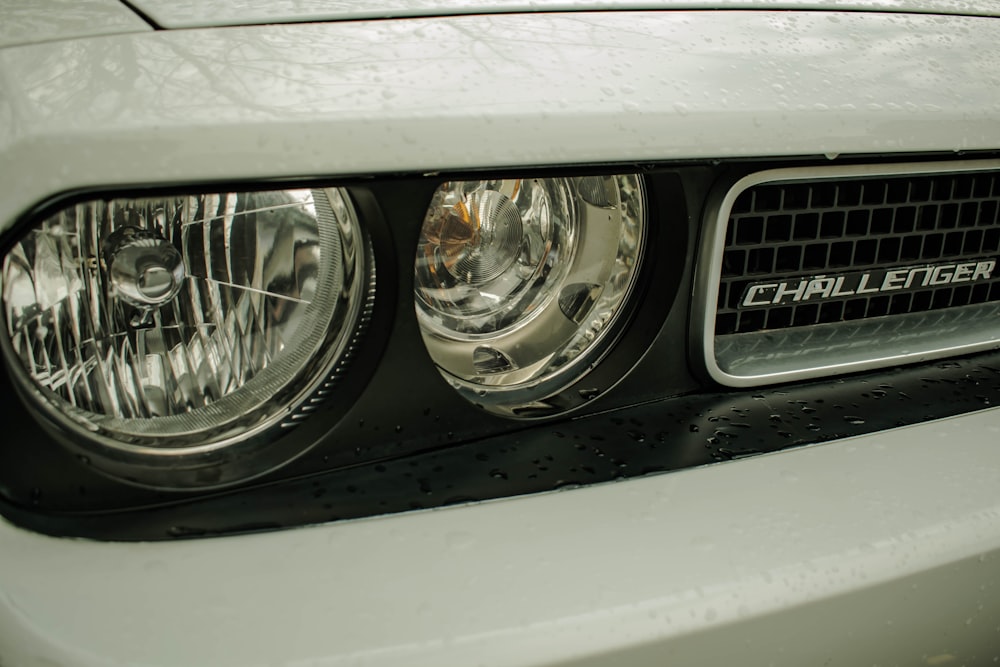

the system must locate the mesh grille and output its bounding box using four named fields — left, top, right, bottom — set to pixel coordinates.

left=716, top=171, right=1000, bottom=336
